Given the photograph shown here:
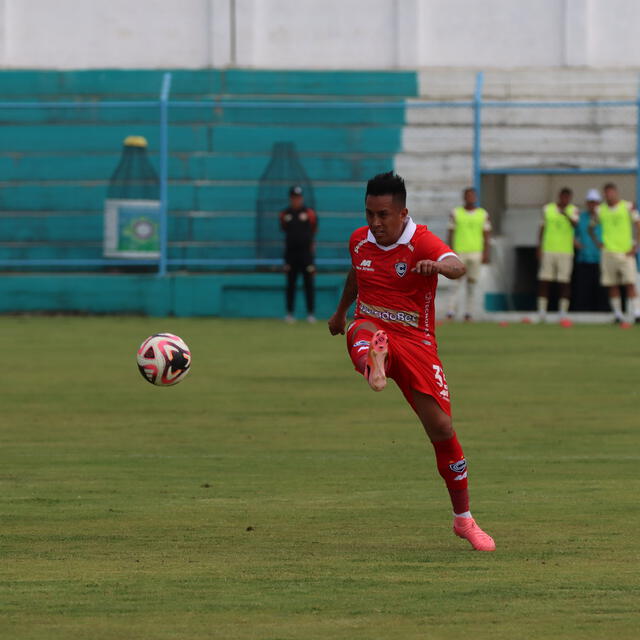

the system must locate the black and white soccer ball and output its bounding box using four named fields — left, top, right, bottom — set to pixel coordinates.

left=136, top=333, right=191, bottom=386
